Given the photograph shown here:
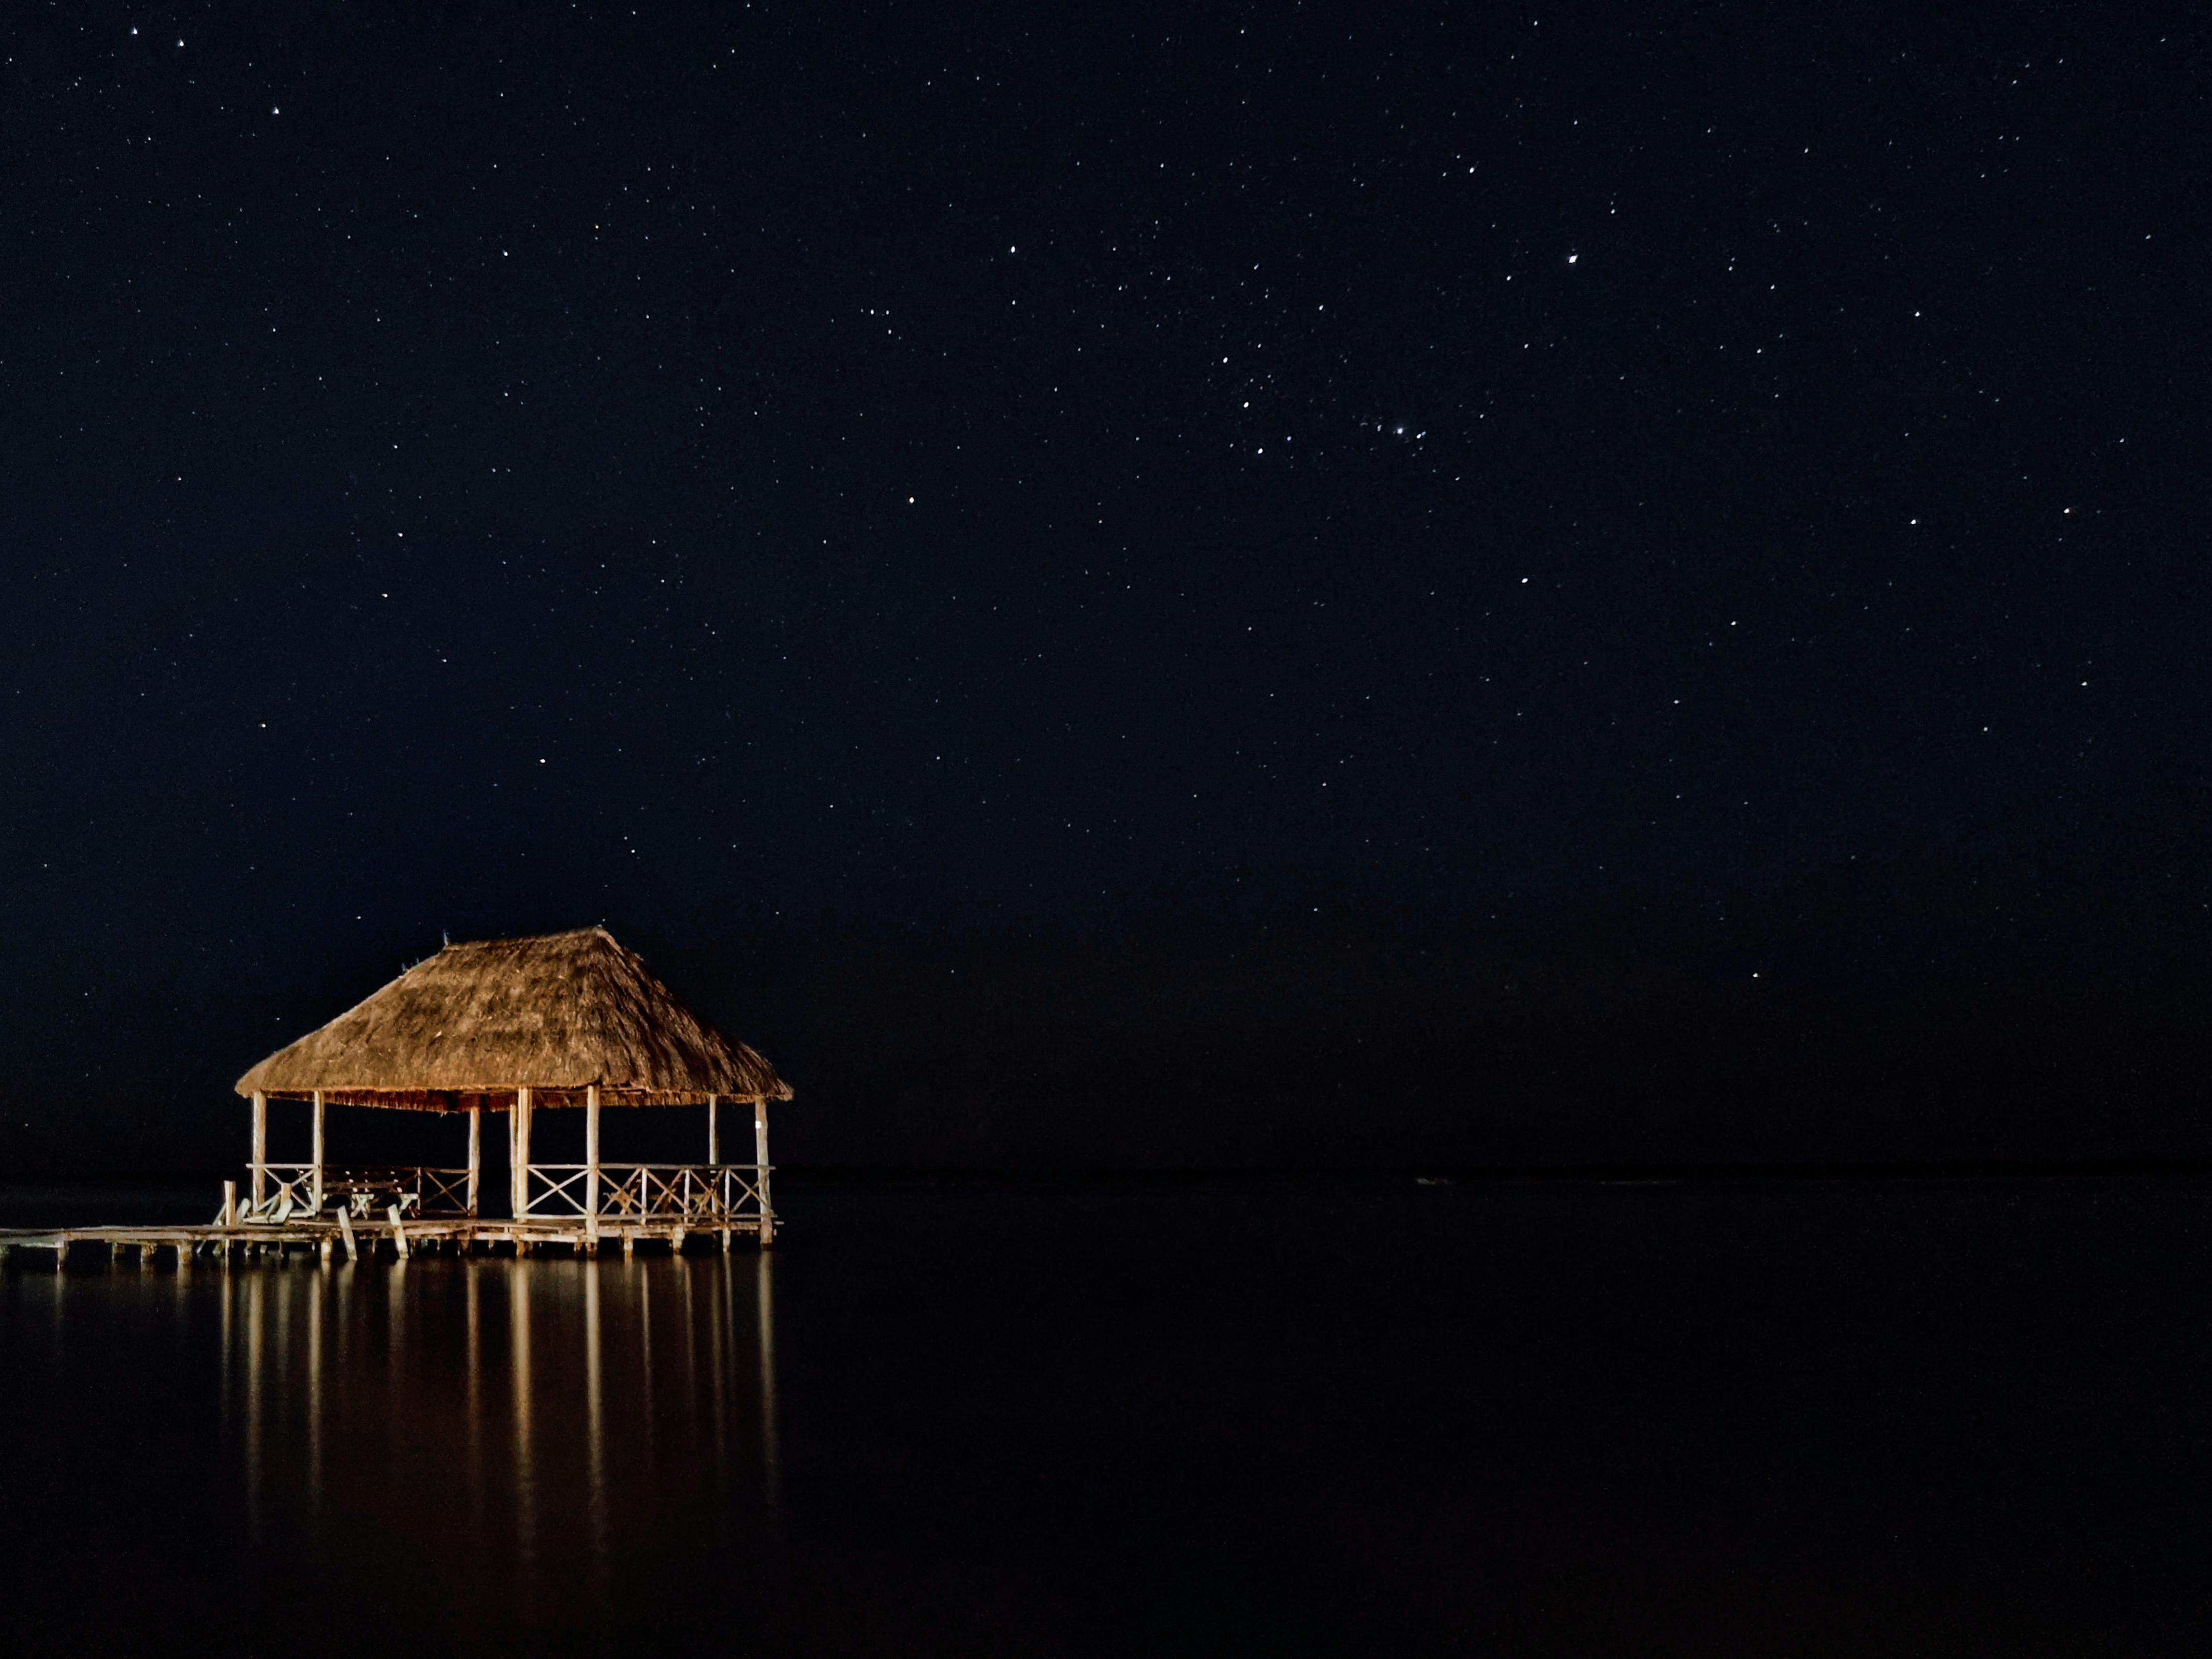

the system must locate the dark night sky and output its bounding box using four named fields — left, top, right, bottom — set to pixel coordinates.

left=6, top=5, right=2211, bottom=1166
